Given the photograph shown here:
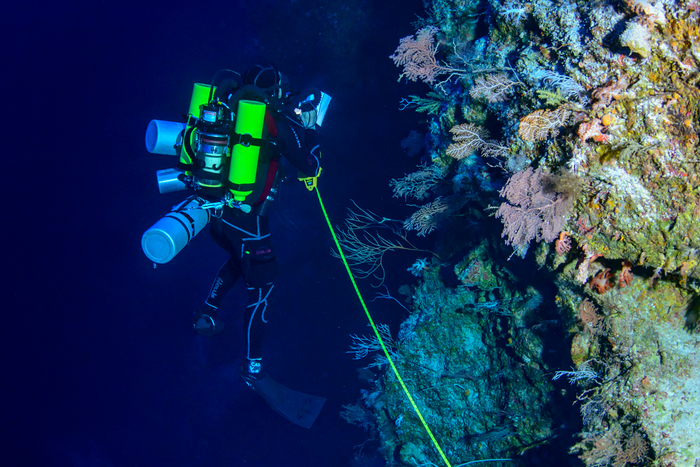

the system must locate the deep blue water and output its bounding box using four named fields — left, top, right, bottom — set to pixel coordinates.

left=2, top=0, right=432, bottom=466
